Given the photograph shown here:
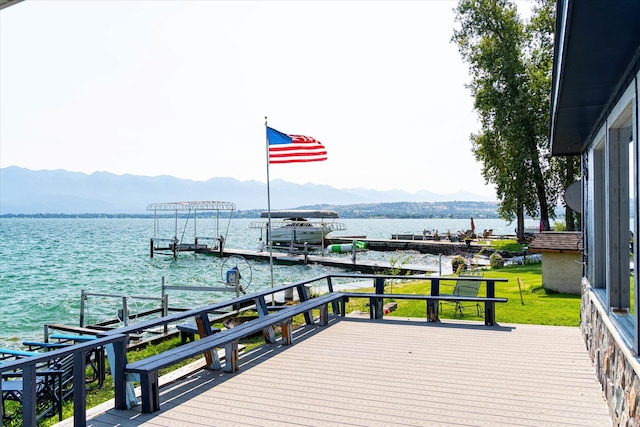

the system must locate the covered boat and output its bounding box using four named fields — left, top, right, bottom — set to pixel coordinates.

left=249, top=210, right=346, bottom=245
